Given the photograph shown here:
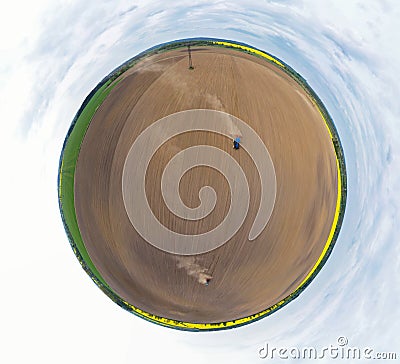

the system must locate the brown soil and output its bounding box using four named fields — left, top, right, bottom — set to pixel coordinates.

left=74, top=46, right=338, bottom=323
